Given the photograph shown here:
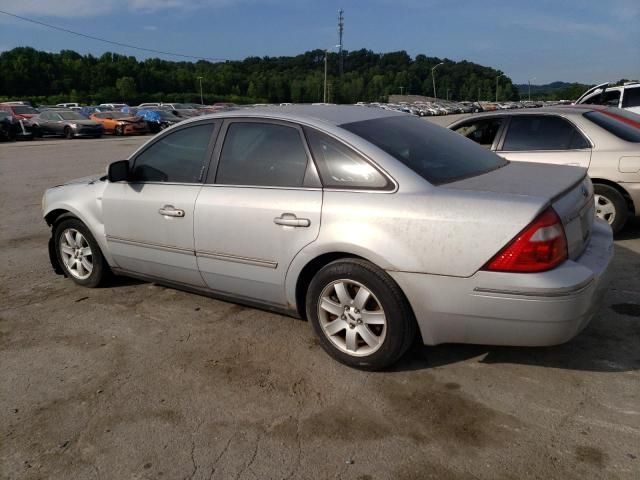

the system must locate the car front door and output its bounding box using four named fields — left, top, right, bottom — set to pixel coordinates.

left=38, top=111, right=60, bottom=135
left=194, top=119, right=322, bottom=306
left=102, top=121, right=218, bottom=286
left=496, top=115, right=592, bottom=168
